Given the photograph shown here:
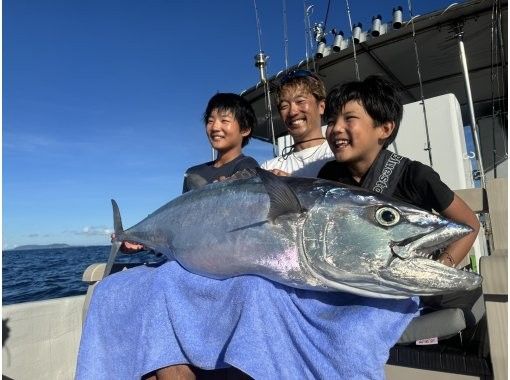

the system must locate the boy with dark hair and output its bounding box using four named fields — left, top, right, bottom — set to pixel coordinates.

left=261, top=70, right=333, bottom=177
left=182, top=92, right=259, bottom=193
left=318, top=75, right=479, bottom=267
left=122, top=93, right=259, bottom=252
left=318, top=75, right=482, bottom=330
left=123, top=93, right=259, bottom=379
